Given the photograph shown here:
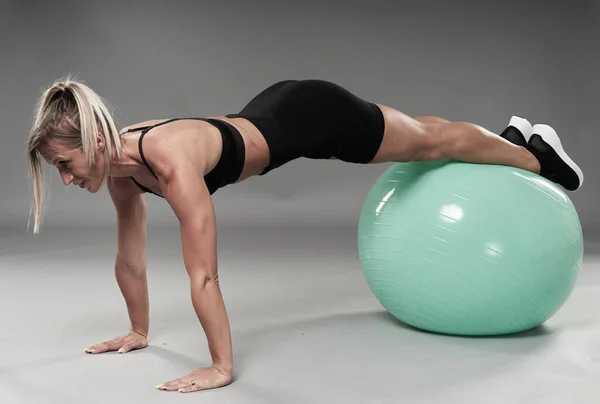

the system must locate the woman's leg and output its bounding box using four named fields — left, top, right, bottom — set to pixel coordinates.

left=370, top=104, right=541, bottom=174
left=412, top=116, right=451, bottom=125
